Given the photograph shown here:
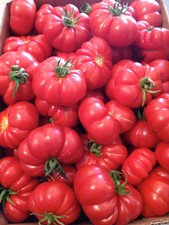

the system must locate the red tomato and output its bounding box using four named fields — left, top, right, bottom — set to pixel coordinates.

left=74, top=37, right=113, bottom=90
left=105, top=59, right=162, bottom=108
left=144, top=93, right=169, bottom=142
left=28, top=181, right=81, bottom=224
left=75, top=134, right=128, bottom=171
left=17, top=123, right=84, bottom=177
left=32, top=56, right=87, bottom=107
left=9, top=0, right=36, bottom=35
left=3, top=35, right=53, bottom=62
left=137, top=166, right=169, bottom=217
left=130, top=0, right=162, bottom=27
left=89, top=1, right=138, bottom=47
left=0, top=101, right=39, bottom=149
left=122, top=148, right=156, bottom=186
left=0, top=51, right=39, bottom=105
left=41, top=4, right=91, bottom=52
left=155, top=142, right=169, bottom=172
left=0, top=156, right=39, bottom=222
